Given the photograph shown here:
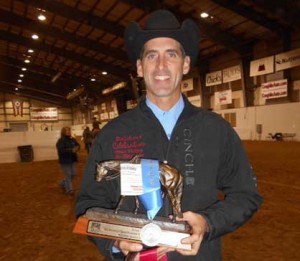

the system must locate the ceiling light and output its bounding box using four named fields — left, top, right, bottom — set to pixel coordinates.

left=28, top=49, right=34, bottom=53
left=24, top=59, right=30, bottom=63
left=18, top=79, right=22, bottom=83
left=102, top=71, right=108, bottom=75
left=32, top=34, right=39, bottom=40
left=21, top=67, right=27, bottom=71
left=38, top=14, right=46, bottom=21
left=200, top=12, right=209, bottom=18
left=15, top=87, right=19, bottom=91
left=19, top=74, right=24, bottom=77
left=90, top=78, right=96, bottom=82
left=37, top=8, right=46, bottom=21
